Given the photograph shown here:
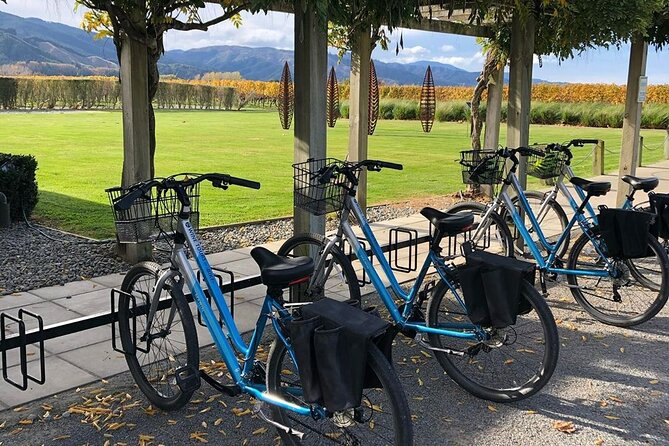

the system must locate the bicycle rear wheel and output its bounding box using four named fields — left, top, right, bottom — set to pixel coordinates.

left=266, top=338, right=413, bottom=445
left=505, top=191, right=570, bottom=259
left=278, top=233, right=361, bottom=303
left=446, top=201, right=514, bottom=257
left=426, top=280, right=559, bottom=402
left=567, top=232, right=669, bottom=327
left=119, top=262, right=199, bottom=411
